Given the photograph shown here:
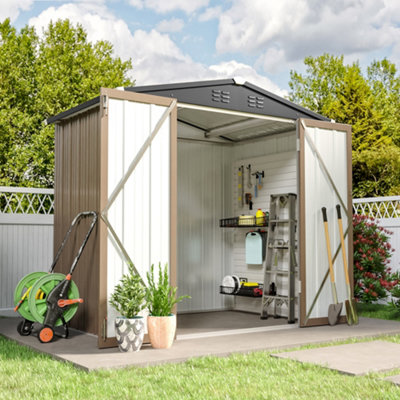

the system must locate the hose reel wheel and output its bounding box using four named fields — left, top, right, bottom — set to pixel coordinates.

left=27, top=273, right=80, bottom=326
left=14, top=271, right=47, bottom=322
